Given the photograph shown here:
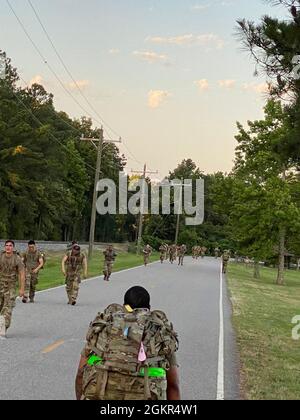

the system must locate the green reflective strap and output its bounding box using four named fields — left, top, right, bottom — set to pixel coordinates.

left=139, top=367, right=166, bottom=378
left=87, top=354, right=103, bottom=366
